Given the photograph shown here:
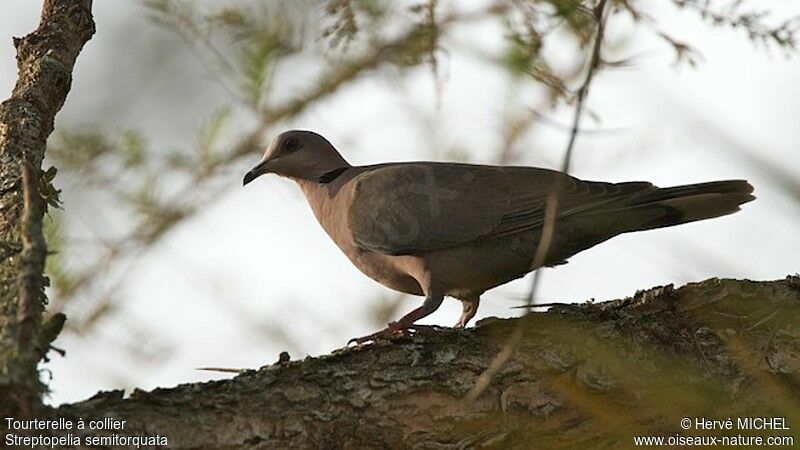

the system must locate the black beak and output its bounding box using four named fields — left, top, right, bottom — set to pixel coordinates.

left=243, top=160, right=270, bottom=186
